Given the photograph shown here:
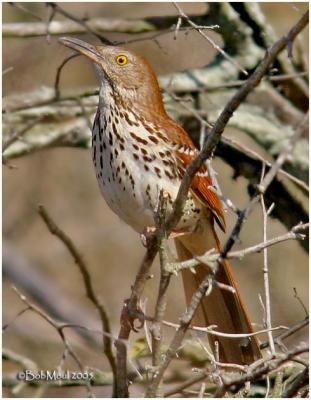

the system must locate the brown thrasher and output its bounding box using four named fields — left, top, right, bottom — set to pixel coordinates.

left=59, top=37, right=261, bottom=364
